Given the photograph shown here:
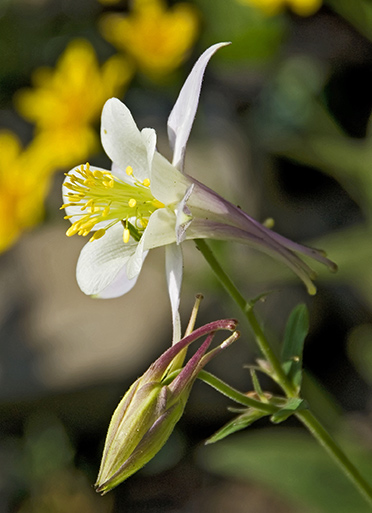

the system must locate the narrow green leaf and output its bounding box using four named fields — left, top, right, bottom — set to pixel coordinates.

left=270, top=398, right=307, bottom=424
left=250, top=368, right=266, bottom=401
left=205, top=409, right=268, bottom=444
left=281, top=304, right=309, bottom=388
left=248, top=291, right=272, bottom=308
